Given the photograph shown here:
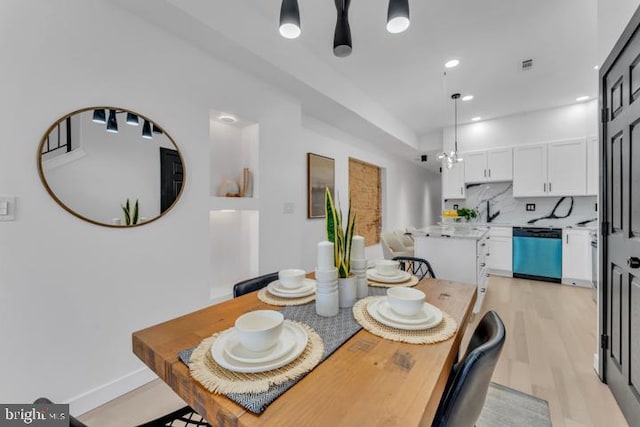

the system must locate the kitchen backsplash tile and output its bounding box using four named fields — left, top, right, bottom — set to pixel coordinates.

left=444, top=182, right=597, bottom=227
